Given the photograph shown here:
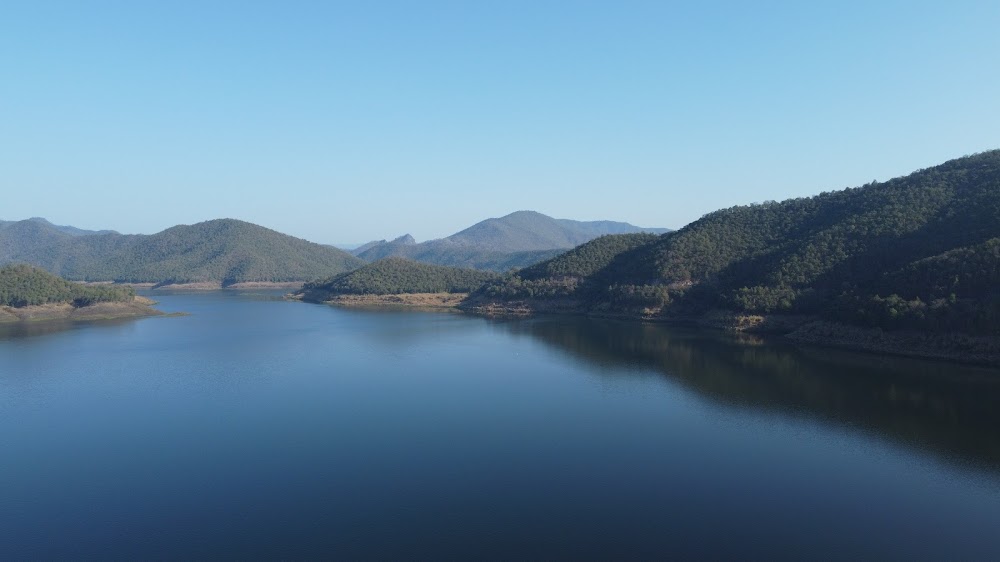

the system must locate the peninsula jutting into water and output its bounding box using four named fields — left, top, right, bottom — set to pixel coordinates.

left=283, top=152, right=1000, bottom=365
left=0, top=264, right=162, bottom=323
